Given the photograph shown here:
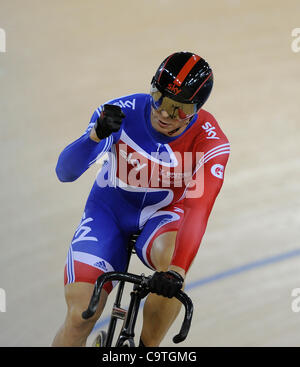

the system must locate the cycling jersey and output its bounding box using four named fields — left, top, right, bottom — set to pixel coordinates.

left=56, top=93, right=230, bottom=292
